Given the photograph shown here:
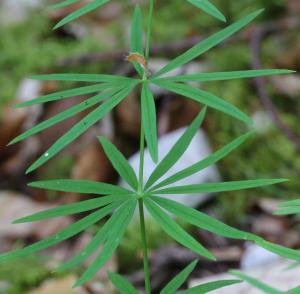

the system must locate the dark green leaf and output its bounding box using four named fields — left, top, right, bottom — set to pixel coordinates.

left=153, top=179, right=288, bottom=195
left=74, top=199, right=137, bottom=286
left=0, top=202, right=120, bottom=263
left=154, top=81, right=252, bottom=124
left=187, top=0, right=226, bottom=22
left=53, top=0, right=111, bottom=29
left=144, top=198, right=215, bottom=260
left=98, top=137, right=138, bottom=190
left=145, top=107, right=206, bottom=190
left=14, top=194, right=133, bottom=223
left=181, top=279, right=242, bottom=294
left=230, top=270, right=281, bottom=294
left=151, top=131, right=254, bottom=191
left=28, top=179, right=131, bottom=195
left=142, top=83, right=158, bottom=163
left=160, top=260, right=198, bottom=294
left=131, top=5, right=144, bottom=76
left=26, top=84, right=136, bottom=173
left=153, top=9, right=263, bottom=78
left=152, top=69, right=294, bottom=83
left=108, top=272, right=139, bottom=294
